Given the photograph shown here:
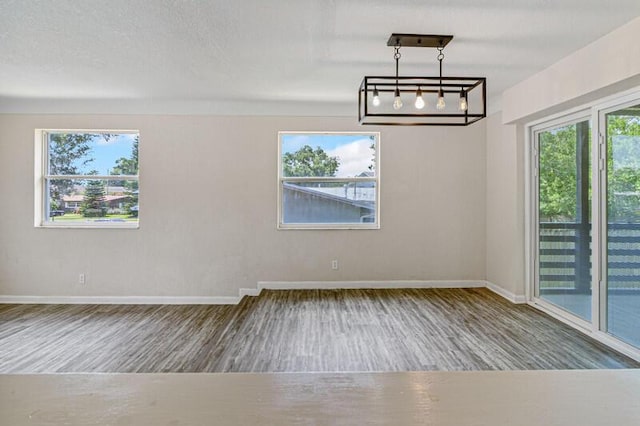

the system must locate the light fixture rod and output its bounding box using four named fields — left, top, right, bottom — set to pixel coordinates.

left=437, top=47, right=444, bottom=86
left=394, top=43, right=401, bottom=87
